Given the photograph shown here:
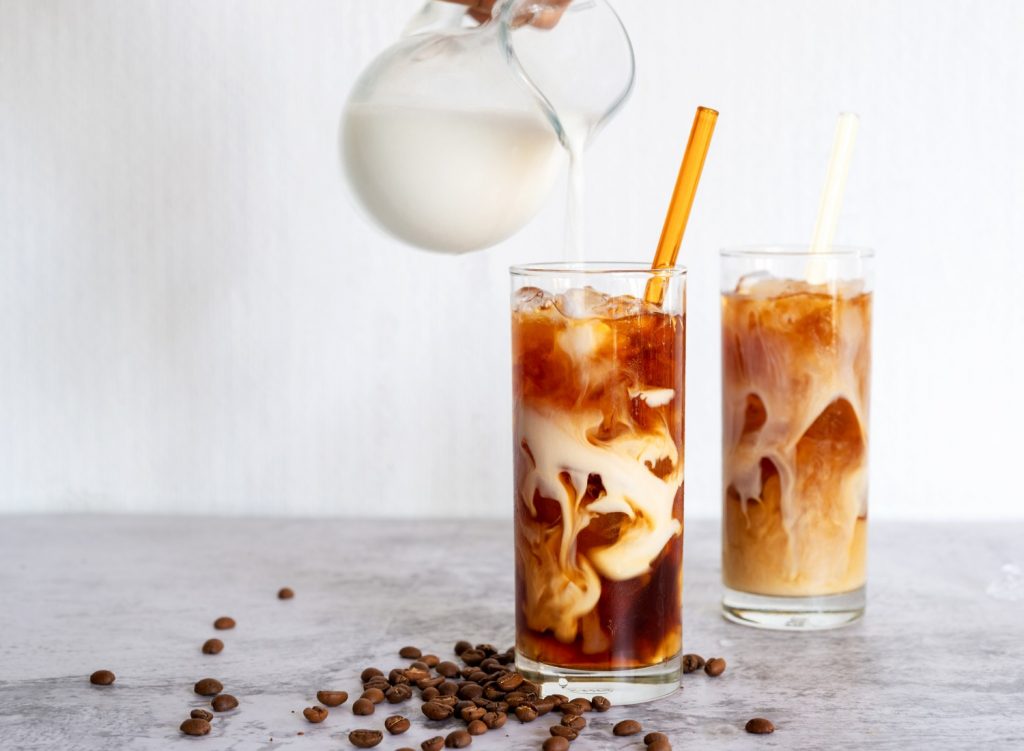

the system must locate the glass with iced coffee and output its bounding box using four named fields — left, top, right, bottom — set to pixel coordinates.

left=511, top=263, right=685, bottom=704
left=720, top=247, right=873, bottom=629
